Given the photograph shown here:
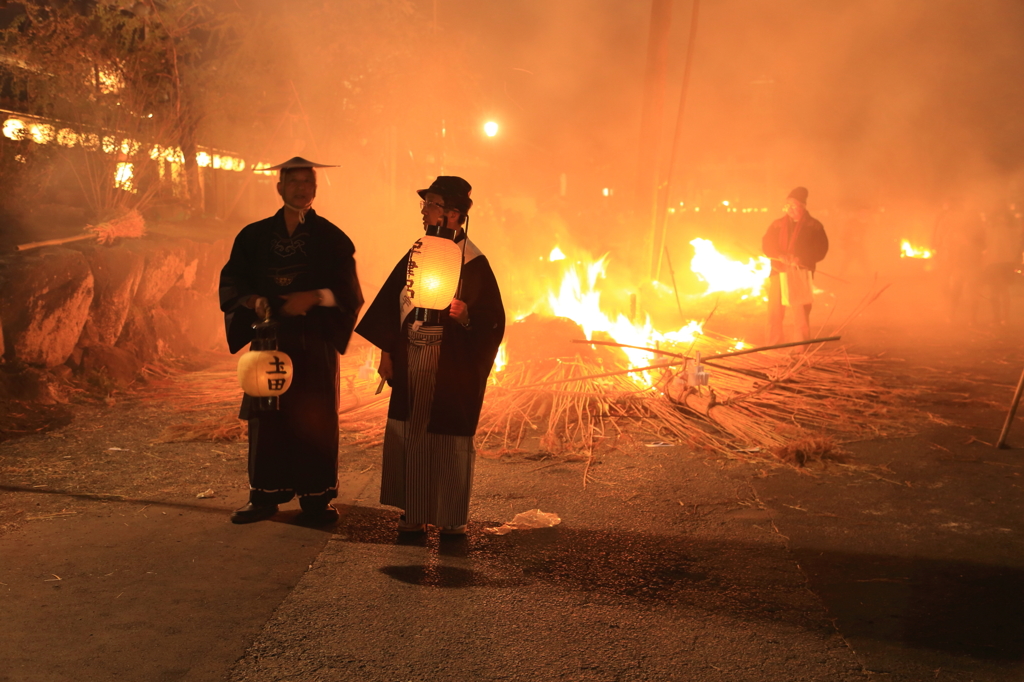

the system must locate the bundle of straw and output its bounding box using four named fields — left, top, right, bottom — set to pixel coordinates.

left=477, top=330, right=919, bottom=466
left=147, top=317, right=919, bottom=470
left=16, top=209, right=146, bottom=252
